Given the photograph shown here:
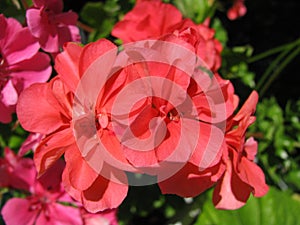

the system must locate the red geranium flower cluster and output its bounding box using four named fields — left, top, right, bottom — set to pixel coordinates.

left=14, top=0, right=267, bottom=215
